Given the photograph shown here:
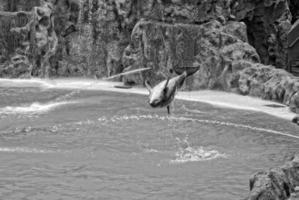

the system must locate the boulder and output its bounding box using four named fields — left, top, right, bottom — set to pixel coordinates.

left=248, top=155, right=299, bottom=200
left=123, top=19, right=259, bottom=89
left=232, top=0, right=292, bottom=68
